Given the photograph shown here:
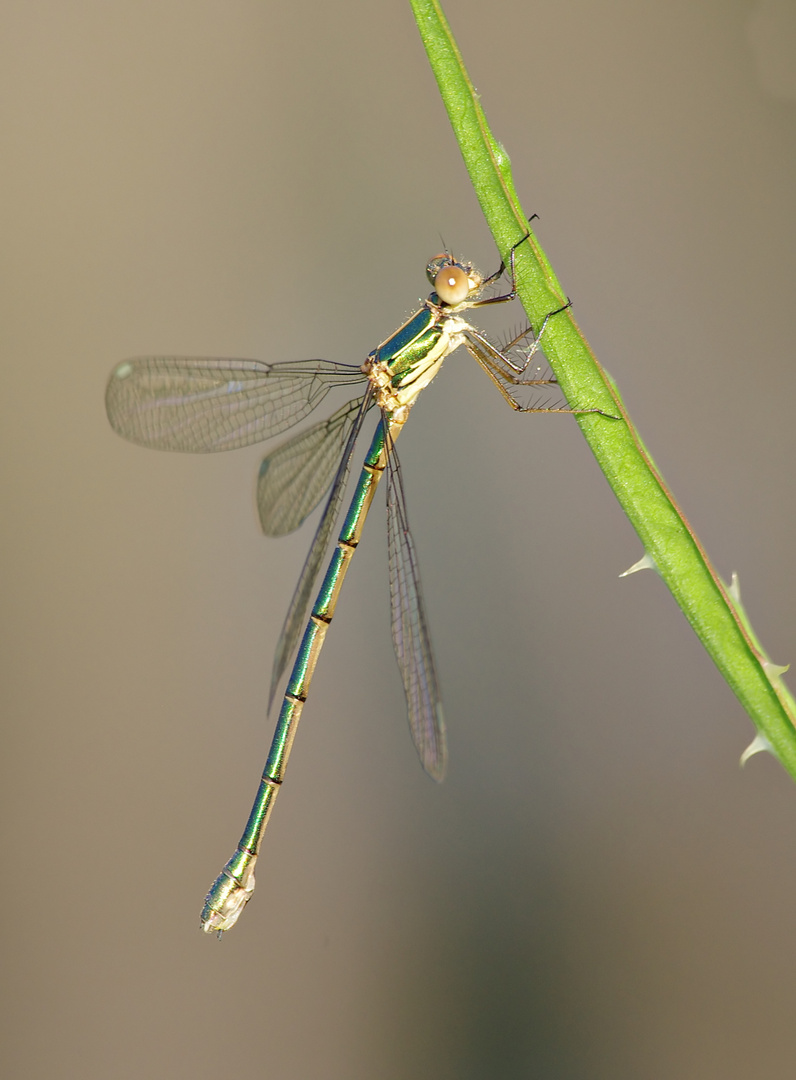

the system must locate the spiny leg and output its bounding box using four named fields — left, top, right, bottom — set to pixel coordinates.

left=477, top=299, right=574, bottom=379
left=478, top=215, right=540, bottom=295
left=470, top=225, right=580, bottom=391
left=465, top=339, right=580, bottom=414
left=462, top=313, right=568, bottom=385
left=463, top=305, right=617, bottom=419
